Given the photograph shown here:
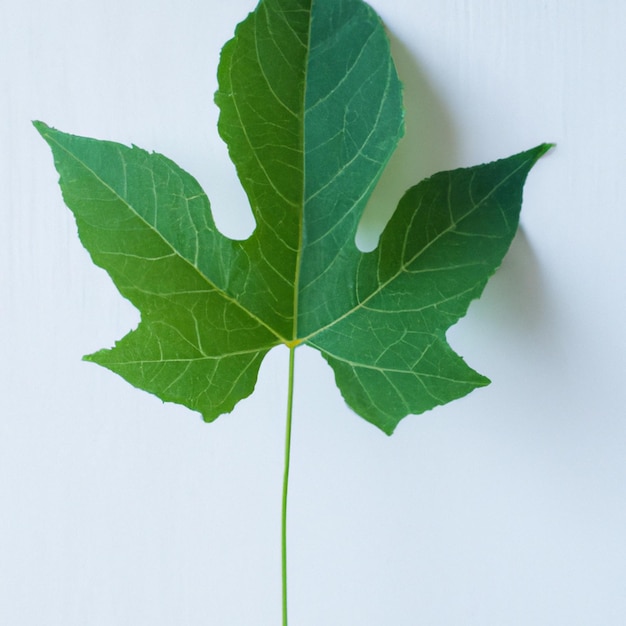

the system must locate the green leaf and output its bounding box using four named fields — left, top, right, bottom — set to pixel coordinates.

left=35, top=0, right=549, bottom=434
